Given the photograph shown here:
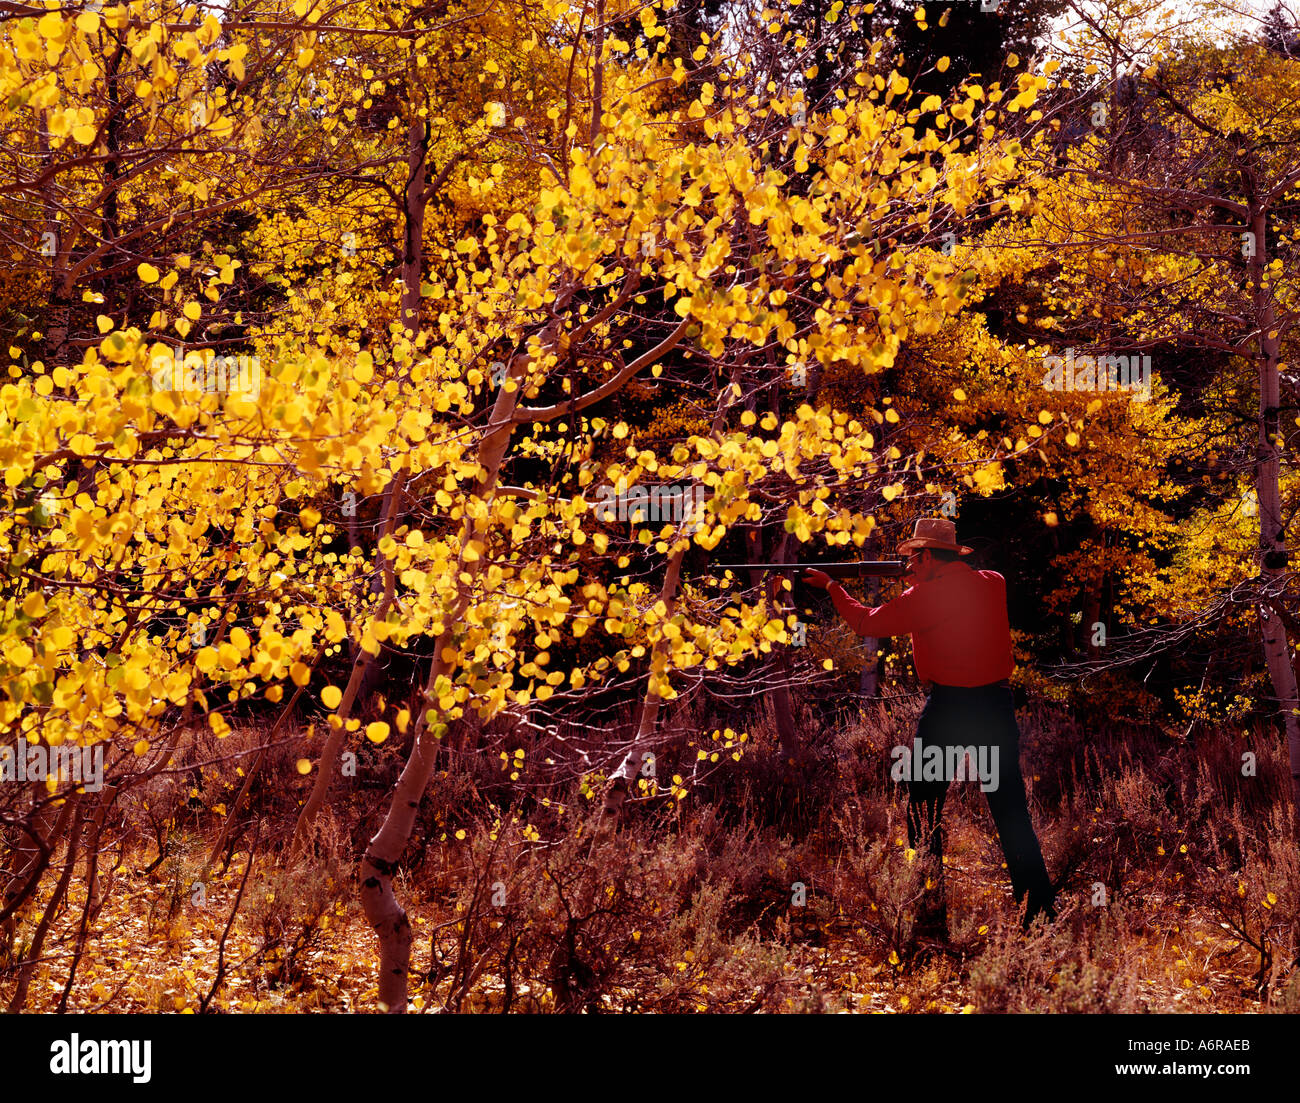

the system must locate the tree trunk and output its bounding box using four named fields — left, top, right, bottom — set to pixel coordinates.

left=1248, top=198, right=1300, bottom=825
left=766, top=529, right=801, bottom=760
left=400, top=46, right=427, bottom=338
left=762, top=351, right=802, bottom=756
left=857, top=534, right=882, bottom=697
left=599, top=544, right=686, bottom=824
left=602, top=377, right=744, bottom=825
left=1, top=783, right=60, bottom=927
left=7, top=795, right=80, bottom=1012
left=354, top=289, right=685, bottom=1009
left=357, top=339, right=532, bottom=1011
